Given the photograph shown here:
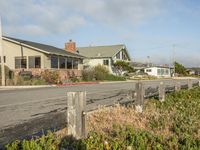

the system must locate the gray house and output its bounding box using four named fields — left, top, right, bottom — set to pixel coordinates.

left=77, top=44, right=131, bottom=74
